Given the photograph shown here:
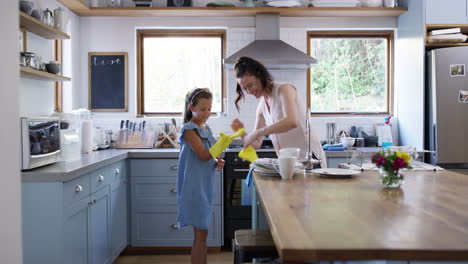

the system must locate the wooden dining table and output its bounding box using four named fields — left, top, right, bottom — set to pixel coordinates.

left=252, top=169, right=468, bottom=262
